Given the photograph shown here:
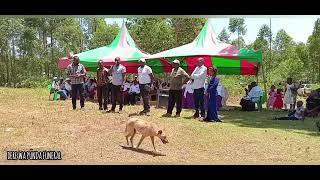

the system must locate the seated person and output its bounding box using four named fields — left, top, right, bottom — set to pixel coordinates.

left=63, top=78, right=72, bottom=97
left=123, top=79, right=132, bottom=105
left=161, top=82, right=169, bottom=89
left=150, top=80, right=158, bottom=101
left=52, top=77, right=67, bottom=100
left=83, top=76, right=89, bottom=99
left=305, top=90, right=320, bottom=117
left=240, top=82, right=263, bottom=111
left=58, top=77, right=67, bottom=100
left=222, top=86, right=229, bottom=107
left=128, top=79, right=140, bottom=105
left=87, top=78, right=97, bottom=100
left=182, top=80, right=195, bottom=109
left=273, top=101, right=305, bottom=120
left=216, top=81, right=225, bottom=111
